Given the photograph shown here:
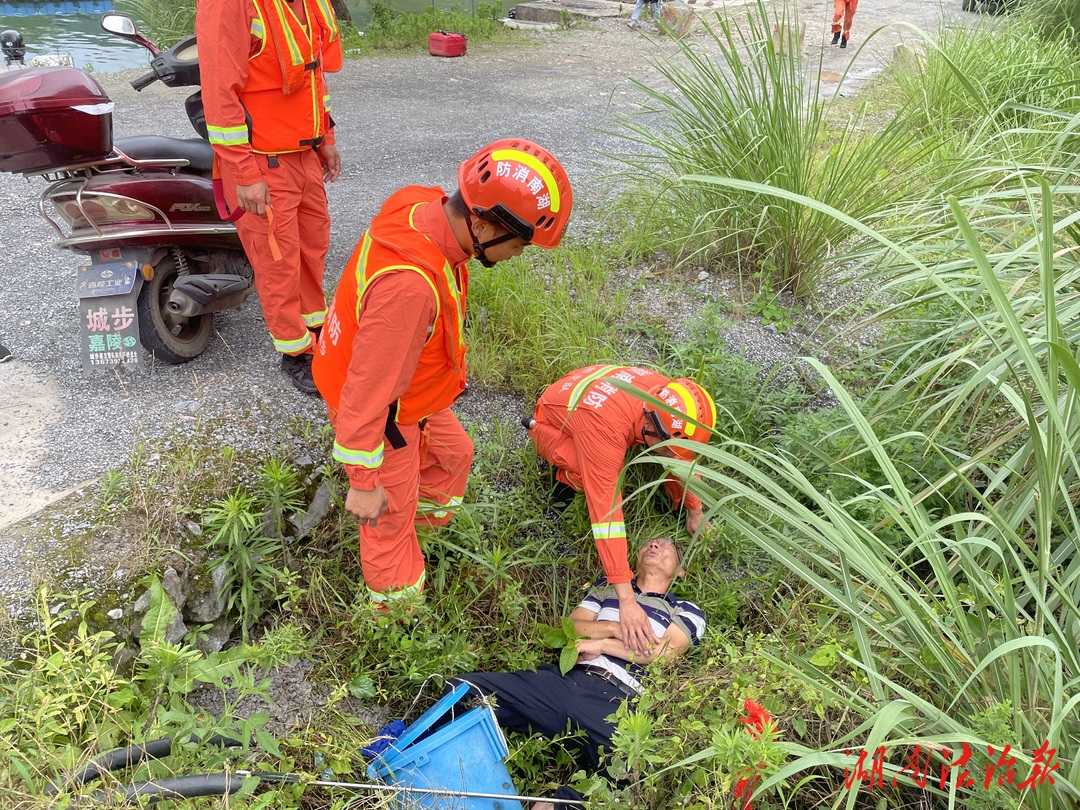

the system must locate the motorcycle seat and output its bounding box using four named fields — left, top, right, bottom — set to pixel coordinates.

left=112, top=136, right=215, bottom=175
